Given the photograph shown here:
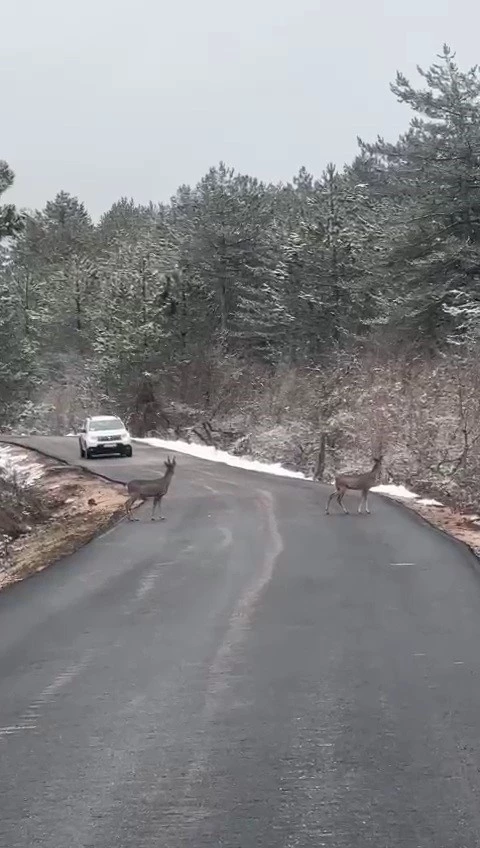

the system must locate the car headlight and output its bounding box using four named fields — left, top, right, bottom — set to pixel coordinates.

left=121, top=432, right=130, bottom=441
